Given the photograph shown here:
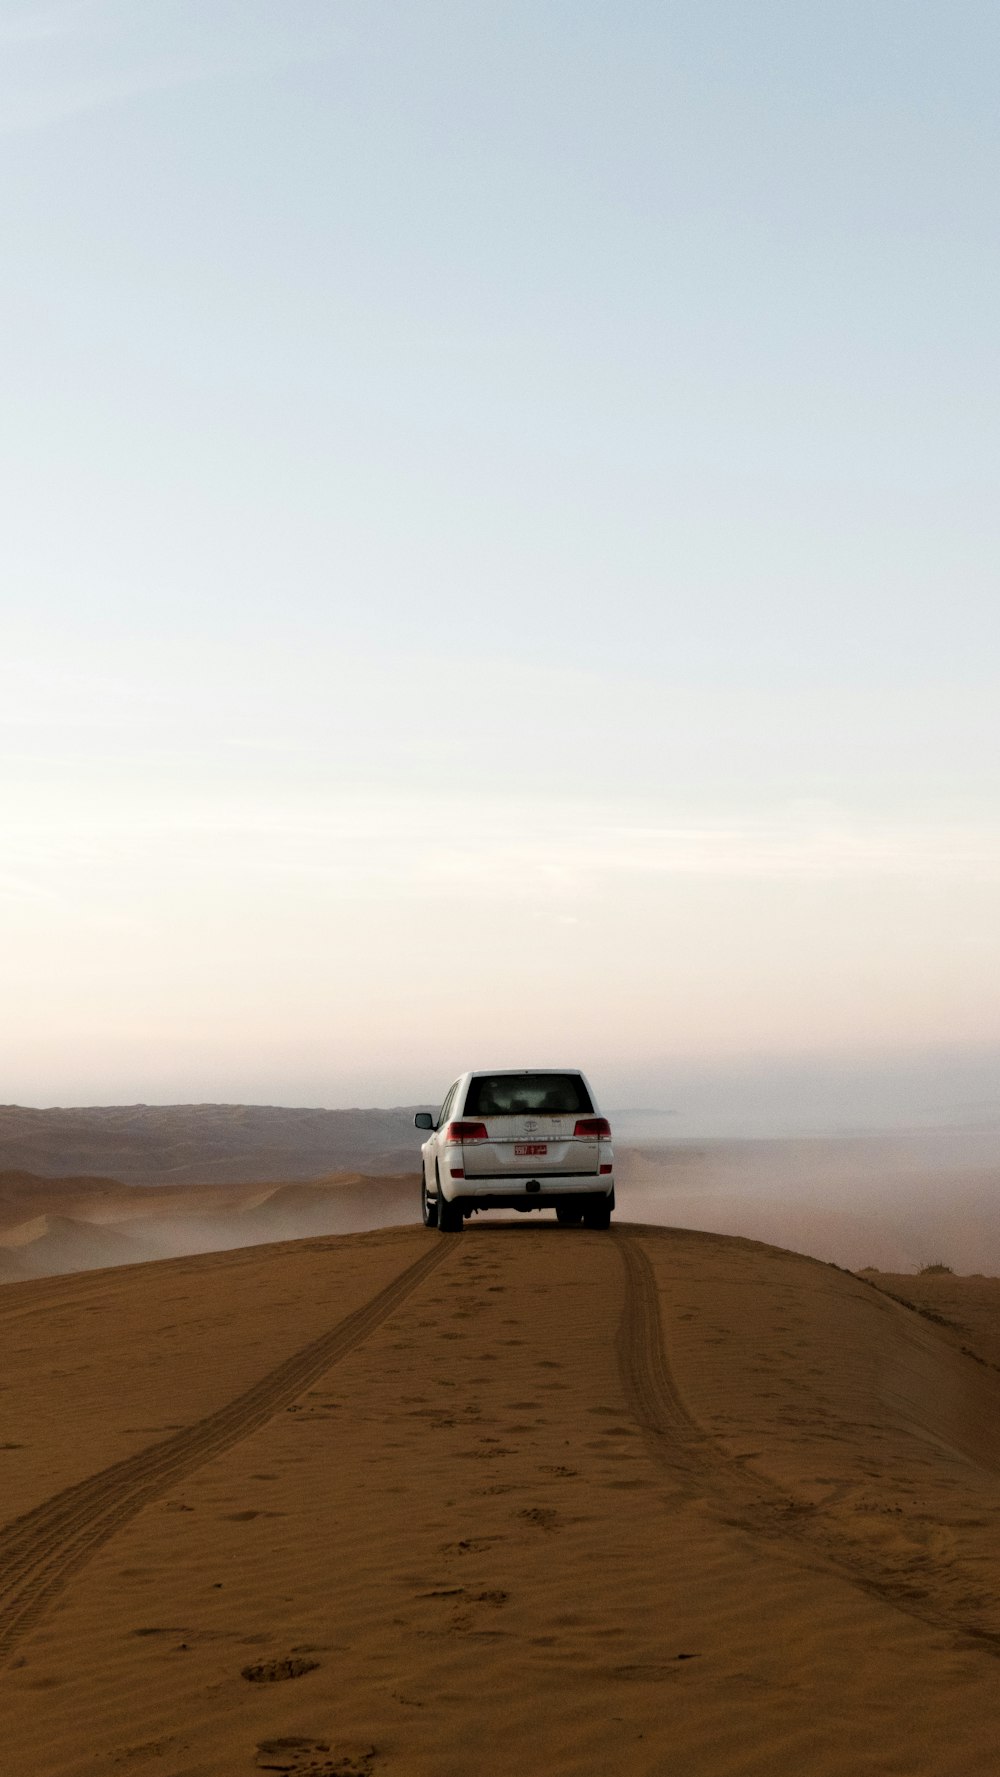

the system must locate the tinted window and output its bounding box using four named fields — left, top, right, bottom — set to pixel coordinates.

left=438, top=1081, right=459, bottom=1125
left=463, top=1073, right=593, bottom=1116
